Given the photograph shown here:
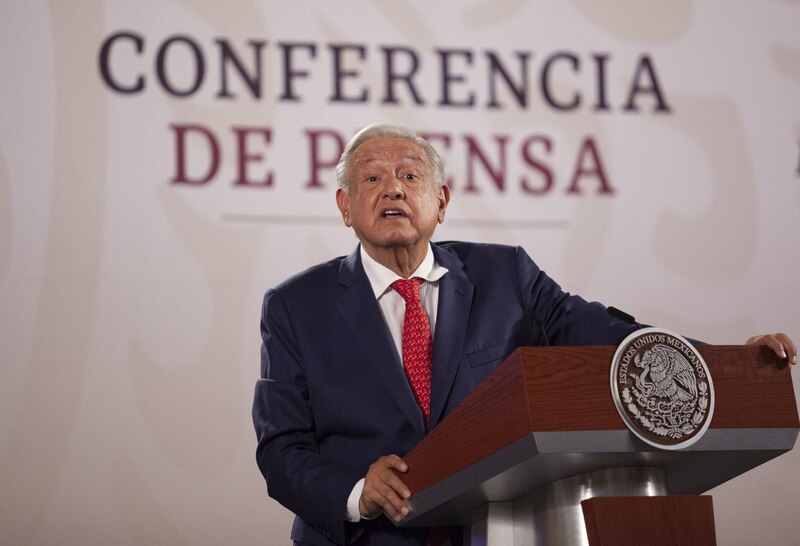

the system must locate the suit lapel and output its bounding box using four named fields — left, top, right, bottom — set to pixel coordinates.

left=428, top=244, right=474, bottom=428
left=337, top=247, right=427, bottom=434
